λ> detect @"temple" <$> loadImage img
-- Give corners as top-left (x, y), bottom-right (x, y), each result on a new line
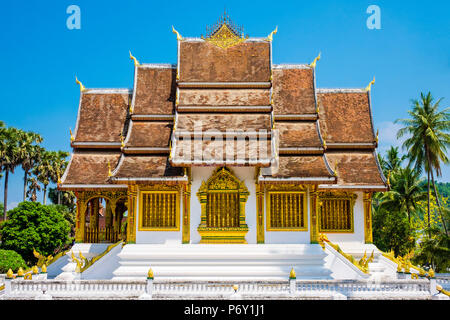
top-left (58, 14), bottom-right (391, 281)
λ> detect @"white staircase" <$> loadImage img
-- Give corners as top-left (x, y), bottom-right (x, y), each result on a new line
top-left (112, 244), bottom-right (332, 280)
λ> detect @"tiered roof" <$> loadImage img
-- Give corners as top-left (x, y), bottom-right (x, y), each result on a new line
top-left (60, 16), bottom-right (387, 192)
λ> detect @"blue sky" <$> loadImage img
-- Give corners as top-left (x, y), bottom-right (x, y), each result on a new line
top-left (0, 0), bottom-right (449, 209)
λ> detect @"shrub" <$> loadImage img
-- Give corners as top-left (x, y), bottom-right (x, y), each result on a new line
top-left (0, 201), bottom-right (71, 264)
top-left (0, 249), bottom-right (27, 273)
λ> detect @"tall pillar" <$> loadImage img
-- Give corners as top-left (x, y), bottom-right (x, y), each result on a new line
top-left (75, 192), bottom-right (87, 243)
top-left (182, 182), bottom-right (191, 244)
top-left (127, 185), bottom-right (137, 243)
top-left (363, 191), bottom-right (373, 244)
top-left (310, 186), bottom-right (319, 244)
top-left (256, 183), bottom-right (265, 244)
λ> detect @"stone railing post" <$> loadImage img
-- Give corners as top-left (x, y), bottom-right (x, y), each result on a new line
top-left (139, 268), bottom-right (154, 300)
top-left (289, 268), bottom-right (296, 295)
top-left (4, 277), bottom-right (12, 296)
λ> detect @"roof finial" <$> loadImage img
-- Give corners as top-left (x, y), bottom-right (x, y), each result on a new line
top-left (120, 133), bottom-right (125, 147)
top-left (75, 76), bottom-right (86, 92)
top-left (375, 128), bottom-right (379, 144)
top-left (172, 26), bottom-right (183, 41)
top-left (70, 128), bottom-right (74, 142)
top-left (289, 267), bottom-right (296, 279)
top-left (267, 26), bottom-right (278, 42)
top-left (365, 76), bottom-right (375, 92)
top-left (129, 51), bottom-right (140, 66)
top-left (309, 52), bottom-right (321, 68)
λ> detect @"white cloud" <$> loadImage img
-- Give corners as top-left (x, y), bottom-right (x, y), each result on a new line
top-left (7, 202), bottom-right (19, 210)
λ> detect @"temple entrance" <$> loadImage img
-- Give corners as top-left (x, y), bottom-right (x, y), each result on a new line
top-left (197, 167), bottom-right (249, 243)
top-left (84, 197), bottom-right (128, 243)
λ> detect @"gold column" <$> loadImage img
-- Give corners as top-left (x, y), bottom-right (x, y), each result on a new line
top-left (310, 186), bottom-right (319, 244)
top-left (75, 192), bottom-right (87, 243)
top-left (182, 182), bottom-right (191, 244)
top-left (363, 192), bottom-right (373, 243)
top-left (256, 184), bottom-right (265, 244)
top-left (127, 185), bottom-right (137, 243)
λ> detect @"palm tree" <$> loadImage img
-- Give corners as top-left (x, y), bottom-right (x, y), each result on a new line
top-left (0, 126), bottom-right (22, 220)
top-left (396, 92), bottom-right (449, 235)
top-left (26, 177), bottom-right (41, 202)
top-left (384, 146), bottom-right (406, 173)
top-left (380, 167), bottom-right (427, 225)
top-left (34, 150), bottom-right (53, 205)
top-left (17, 131), bottom-right (43, 201)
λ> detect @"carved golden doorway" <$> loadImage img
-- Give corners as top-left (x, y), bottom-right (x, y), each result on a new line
top-left (197, 167), bottom-right (249, 243)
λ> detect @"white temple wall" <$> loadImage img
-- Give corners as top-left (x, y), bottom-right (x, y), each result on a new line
top-left (324, 191), bottom-right (365, 243)
top-left (190, 166), bottom-right (258, 244)
top-left (135, 186), bottom-right (184, 244)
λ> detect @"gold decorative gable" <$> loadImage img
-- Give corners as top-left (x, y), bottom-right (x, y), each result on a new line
top-left (201, 11), bottom-right (249, 49)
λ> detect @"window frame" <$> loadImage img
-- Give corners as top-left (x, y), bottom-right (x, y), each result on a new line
top-left (138, 190), bottom-right (180, 231)
top-left (266, 190), bottom-right (308, 231)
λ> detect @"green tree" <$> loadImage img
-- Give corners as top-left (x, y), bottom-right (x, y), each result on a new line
top-left (396, 92), bottom-right (449, 235)
top-left (17, 132), bottom-right (43, 202)
top-left (0, 249), bottom-right (27, 273)
top-left (372, 206), bottom-right (416, 257)
top-left (0, 126), bottom-right (22, 220)
top-left (0, 201), bottom-right (71, 264)
top-left (49, 187), bottom-right (75, 212)
top-left (380, 167), bottom-right (427, 224)
top-left (412, 227), bottom-right (450, 272)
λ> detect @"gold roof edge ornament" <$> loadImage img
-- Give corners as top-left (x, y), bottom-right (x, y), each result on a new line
top-left (129, 51), bottom-right (140, 66)
top-left (70, 128), bottom-right (74, 142)
top-left (107, 161), bottom-right (112, 177)
top-left (201, 11), bottom-right (248, 49)
top-left (375, 128), bottom-right (379, 144)
top-left (309, 52), bottom-right (321, 68)
top-left (120, 133), bottom-right (125, 147)
top-left (266, 26), bottom-right (278, 42)
top-left (75, 76), bottom-right (86, 92)
top-left (172, 26), bottom-right (183, 41)
top-left (365, 76), bottom-right (375, 92)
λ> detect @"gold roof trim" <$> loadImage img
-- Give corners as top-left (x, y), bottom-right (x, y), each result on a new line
top-left (201, 11), bottom-right (248, 49)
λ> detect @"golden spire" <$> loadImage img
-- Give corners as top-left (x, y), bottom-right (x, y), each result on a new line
top-left (41, 264), bottom-right (47, 273)
top-left (266, 26), bottom-right (278, 42)
top-left (129, 51), bottom-right (140, 66)
top-left (32, 266), bottom-right (39, 274)
top-left (232, 284), bottom-right (238, 292)
top-left (172, 26), bottom-right (183, 41)
top-left (309, 52), bottom-right (321, 68)
top-left (107, 161), bottom-right (112, 177)
top-left (120, 133), bottom-right (125, 147)
top-left (147, 268), bottom-right (154, 279)
top-left (6, 268), bottom-right (14, 279)
top-left (289, 267), bottom-right (296, 279)
top-left (387, 170), bottom-right (391, 187)
top-left (365, 76), bottom-right (375, 92)
top-left (316, 100), bottom-right (320, 114)
top-left (375, 128), bottom-right (379, 144)
top-left (57, 173), bottom-right (61, 185)
top-left (17, 267), bottom-right (24, 277)
top-left (70, 128), bottom-right (74, 142)
top-left (75, 76), bottom-right (86, 92)
top-left (428, 268), bottom-right (435, 278)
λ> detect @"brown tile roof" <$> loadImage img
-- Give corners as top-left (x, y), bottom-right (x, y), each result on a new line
top-left (171, 138), bottom-right (273, 166)
top-left (325, 151), bottom-right (387, 187)
top-left (276, 122), bottom-right (322, 148)
top-left (133, 66), bottom-right (176, 115)
top-left (73, 92), bottom-right (129, 143)
top-left (112, 155), bottom-right (184, 180)
top-left (178, 88), bottom-right (270, 106)
top-left (318, 91), bottom-right (376, 145)
top-left (60, 151), bottom-right (121, 186)
top-left (272, 66), bottom-right (317, 115)
top-left (176, 113), bottom-right (271, 132)
top-left (179, 40), bottom-right (271, 82)
top-left (125, 121), bottom-right (173, 148)
top-left (261, 155), bottom-right (335, 182)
